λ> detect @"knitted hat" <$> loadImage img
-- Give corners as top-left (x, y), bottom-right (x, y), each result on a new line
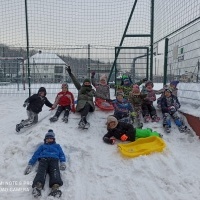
top-left (107, 116), bottom-right (118, 127)
top-left (45, 129), bottom-right (55, 139)
top-left (83, 78), bottom-right (91, 83)
top-left (145, 80), bottom-right (154, 87)
top-left (100, 74), bottom-right (107, 81)
top-left (116, 91), bottom-right (124, 97)
top-left (38, 87), bottom-right (46, 96)
top-left (62, 83), bottom-right (68, 88)
top-left (165, 87), bottom-right (173, 93)
top-left (170, 80), bottom-right (179, 87)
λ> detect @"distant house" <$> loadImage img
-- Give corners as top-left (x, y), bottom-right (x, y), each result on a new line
top-left (21, 52), bottom-right (68, 83)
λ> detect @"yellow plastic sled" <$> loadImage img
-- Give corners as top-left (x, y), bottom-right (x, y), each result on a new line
top-left (118, 136), bottom-right (166, 158)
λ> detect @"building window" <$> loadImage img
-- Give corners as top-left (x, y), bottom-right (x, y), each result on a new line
top-left (44, 66), bottom-right (48, 71)
top-left (54, 66), bottom-right (63, 73)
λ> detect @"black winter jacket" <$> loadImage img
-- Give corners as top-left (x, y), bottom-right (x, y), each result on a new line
top-left (103, 122), bottom-right (136, 144)
top-left (25, 94), bottom-right (53, 114)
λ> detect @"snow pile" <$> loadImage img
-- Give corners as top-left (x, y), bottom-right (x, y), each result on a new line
top-left (0, 84), bottom-right (200, 200)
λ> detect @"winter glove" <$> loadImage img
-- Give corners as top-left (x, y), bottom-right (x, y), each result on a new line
top-left (110, 138), bottom-right (116, 145)
top-left (91, 71), bottom-right (95, 78)
top-left (120, 134), bottom-right (128, 141)
top-left (49, 107), bottom-right (55, 111)
top-left (168, 106), bottom-right (176, 114)
top-left (130, 112), bottom-right (137, 117)
top-left (23, 102), bottom-right (28, 107)
top-left (142, 78), bottom-right (148, 82)
top-left (173, 103), bottom-right (180, 110)
top-left (71, 106), bottom-right (76, 113)
top-left (60, 162), bottom-right (66, 171)
top-left (65, 65), bottom-right (72, 75)
top-left (24, 164), bottom-right (32, 175)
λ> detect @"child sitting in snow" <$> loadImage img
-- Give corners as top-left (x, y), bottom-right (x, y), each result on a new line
top-left (91, 72), bottom-right (110, 100)
top-left (111, 91), bottom-right (135, 123)
top-left (160, 87), bottom-right (187, 133)
top-left (128, 84), bottom-right (147, 128)
top-left (16, 87), bottom-right (54, 132)
top-left (116, 75), bottom-right (147, 99)
top-left (141, 80), bottom-right (160, 122)
top-left (49, 83), bottom-right (75, 123)
top-left (24, 129), bottom-right (66, 198)
top-left (155, 80), bottom-right (179, 109)
top-left (103, 116), bottom-right (161, 144)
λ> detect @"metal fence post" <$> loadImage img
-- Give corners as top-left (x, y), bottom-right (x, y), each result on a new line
top-left (163, 38), bottom-right (169, 86)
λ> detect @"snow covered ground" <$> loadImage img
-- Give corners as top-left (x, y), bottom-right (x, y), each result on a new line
top-left (0, 83), bottom-right (200, 200)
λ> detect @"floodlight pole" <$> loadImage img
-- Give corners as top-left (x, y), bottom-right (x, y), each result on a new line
top-left (25, 0), bottom-right (31, 96)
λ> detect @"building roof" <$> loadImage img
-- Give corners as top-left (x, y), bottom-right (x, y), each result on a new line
top-left (25, 52), bottom-right (66, 65)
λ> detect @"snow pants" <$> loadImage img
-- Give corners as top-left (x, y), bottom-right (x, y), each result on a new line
top-left (142, 103), bottom-right (156, 117)
top-left (21, 110), bottom-right (38, 127)
top-left (32, 158), bottom-right (63, 189)
top-left (135, 128), bottom-right (160, 140)
top-left (79, 102), bottom-right (93, 118)
top-left (55, 105), bottom-right (70, 118)
top-left (163, 112), bottom-right (182, 127)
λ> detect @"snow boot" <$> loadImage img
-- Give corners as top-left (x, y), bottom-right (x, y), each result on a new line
top-left (32, 182), bottom-right (42, 198)
top-left (49, 184), bottom-right (62, 198)
top-left (78, 116), bottom-right (90, 129)
top-left (16, 123), bottom-right (24, 132)
top-left (144, 115), bottom-right (151, 123)
top-left (49, 116), bottom-right (58, 122)
top-left (151, 115), bottom-right (160, 122)
top-left (62, 116), bottom-right (68, 123)
top-left (164, 125), bottom-right (171, 133)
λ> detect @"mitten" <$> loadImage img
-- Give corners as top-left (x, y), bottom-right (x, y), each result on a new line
top-left (24, 164), bottom-right (32, 175)
top-left (110, 138), bottom-right (116, 145)
top-left (23, 102), bottom-right (28, 107)
top-left (120, 134), bottom-right (128, 141)
top-left (142, 78), bottom-right (148, 82)
top-left (168, 106), bottom-right (176, 114)
top-left (91, 71), bottom-right (95, 78)
top-left (174, 103), bottom-right (180, 110)
top-left (130, 112), bottom-right (137, 117)
top-left (71, 106), bottom-right (76, 113)
top-left (65, 66), bottom-right (72, 75)
top-left (60, 162), bottom-right (66, 171)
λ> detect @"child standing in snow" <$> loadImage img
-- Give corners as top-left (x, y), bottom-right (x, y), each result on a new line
top-left (112, 91), bottom-right (135, 123)
top-left (141, 80), bottom-right (159, 122)
top-left (160, 87), bottom-right (187, 133)
top-left (103, 116), bottom-right (161, 144)
top-left (49, 83), bottom-right (75, 123)
top-left (24, 129), bottom-right (66, 198)
top-left (155, 80), bottom-right (179, 109)
top-left (16, 87), bottom-right (54, 132)
top-left (128, 84), bottom-right (147, 128)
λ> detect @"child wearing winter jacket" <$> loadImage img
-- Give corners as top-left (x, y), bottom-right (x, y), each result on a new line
top-left (141, 80), bottom-right (159, 122)
top-left (103, 116), bottom-right (161, 144)
top-left (155, 80), bottom-right (179, 109)
top-left (116, 75), bottom-right (147, 99)
top-left (128, 84), bottom-right (147, 128)
top-left (24, 129), bottom-right (66, 198)
top-left (16, 87), bottom-right (53, 132)
top-left (91, 72), bottom-right (110, 100)
top-left (161, 87), bottom-right (186, 133)
top-left (49, 83), bottom-right (75, 123)
top-left (111, 91), bottom-right (134, 123)
top-left (66, 66), bottom-right (109, 129)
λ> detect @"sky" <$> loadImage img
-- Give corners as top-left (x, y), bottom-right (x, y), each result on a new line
top-left (0, 83), bottom-right (200, 200)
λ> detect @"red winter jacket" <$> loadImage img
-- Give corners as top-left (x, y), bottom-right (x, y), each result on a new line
top-left (53, 91), bottom-right (75, 112)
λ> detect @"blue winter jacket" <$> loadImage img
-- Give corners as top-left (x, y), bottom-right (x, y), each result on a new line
top-left (28, 143), bottom-right (66, 165)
